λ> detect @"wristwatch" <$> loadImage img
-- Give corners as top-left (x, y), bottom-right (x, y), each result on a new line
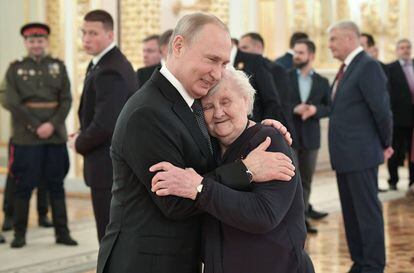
top-left (246, 170), bottom-right (253, 183)
top-left (196, 183), bottom-right (204, 193)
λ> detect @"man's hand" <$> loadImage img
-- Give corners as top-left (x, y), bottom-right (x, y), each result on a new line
top-left (68, 132), bottom-right (79, 152)
top-left (293, 103), bottom-right (308, 115)
top-left (301, 105), bottom-right (317, 121)
top-left (150, 162), bottom-right (203, 200)
top-left (383, 146), bottom-right (394, 161)
top-left (261, 119), bottom-right (292, 146)
top-left (36, 122), bottom-right (54, 139)
top-left (242, 137), bottom-right (295, 182)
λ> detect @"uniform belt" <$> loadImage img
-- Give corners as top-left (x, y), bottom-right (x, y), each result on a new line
top-left (24, 101), bottom-right (59, 108)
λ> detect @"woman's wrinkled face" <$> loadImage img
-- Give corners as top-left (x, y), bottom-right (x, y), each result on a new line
top-left (201, 82), bottom-right (249, 146)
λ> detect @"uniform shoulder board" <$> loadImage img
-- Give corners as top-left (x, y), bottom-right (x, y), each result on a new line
top-left (10, 57), bottom-right (24, 66)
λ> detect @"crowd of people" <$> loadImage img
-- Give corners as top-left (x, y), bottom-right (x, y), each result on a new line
top-left (0, 8), bottom-right (413, 273)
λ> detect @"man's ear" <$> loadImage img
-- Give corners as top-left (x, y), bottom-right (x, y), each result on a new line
top-left (172, 35), bottom-right (185, 56)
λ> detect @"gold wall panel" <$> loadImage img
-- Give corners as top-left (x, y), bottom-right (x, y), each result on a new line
top-left (258, 0), bottom-right (277, 58)
top-left (46, 0), bottom-right (65, 59)
top-left (119, 0), bottom-right (161, 69)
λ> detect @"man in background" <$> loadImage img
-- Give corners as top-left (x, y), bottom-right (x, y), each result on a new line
top-left (289, 39), bottom-right (331, 233)
top-left (69, 10), bottom-right (138, 242)
top-left (386, 39), bottom-right (414, 191)
top-left (275, 31), bottom-right (308, 70)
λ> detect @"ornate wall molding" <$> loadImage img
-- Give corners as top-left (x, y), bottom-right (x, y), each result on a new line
top-left (119, 0), bottom-right (161, 69)
top-left (46, 0), bottom-right (65, 59)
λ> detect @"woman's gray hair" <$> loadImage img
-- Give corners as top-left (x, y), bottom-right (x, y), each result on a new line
top-left (168, 12), bottom-right (229, 55)
top-left (207, 66), bottom-right (256, 115)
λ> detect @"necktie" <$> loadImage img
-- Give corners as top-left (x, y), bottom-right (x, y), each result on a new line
top-left (191, 100), bottom-right (213, 155)
top-left (402, 61), bottom-right (414, 103)
top-left (332, 63), bottom-right (345, 99)
top-left (86, 61), bottom-right (94, 76)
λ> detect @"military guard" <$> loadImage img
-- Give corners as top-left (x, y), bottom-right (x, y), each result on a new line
top-left (2, 22), bottom-right (77, 248)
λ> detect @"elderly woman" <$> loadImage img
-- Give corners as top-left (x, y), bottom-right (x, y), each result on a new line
top-left (151, 66), bottom-right (314, 273)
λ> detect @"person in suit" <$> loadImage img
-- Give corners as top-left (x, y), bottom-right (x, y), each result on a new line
top-left (290, 39), bottom-right (331, 234)
top-left (386, 38), bottom-right (414, 190)
top-left (275, 32), bottom-right (308, 70)
top-left (238, 32), bottom-right (297, 147)
top-left (360, 33), bottom-right (388, 74)
top-left (3, 23), bottom-right (77, 248)
top-left (96, 13), bottom-right (295, 273)
top-left (231, 41), bottom-right (281, 122)
top-left (151, 66), bottom-right (314, 273)
top-left (136, 30), bottom-right (173, 88)
top-left (68, 10), bottom-right (138, 242)
top-left (328, 21), bottom-right (393, 273)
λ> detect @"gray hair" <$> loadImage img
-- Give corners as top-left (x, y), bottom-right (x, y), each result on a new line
top-left (168, 12), bottom-right (229, 55)
top-left (328, 20), bottom-right (360, 37)
top-left (207, 66), bottom-right (256, 115)
top-left (396, 38), bottom-right (411, 47)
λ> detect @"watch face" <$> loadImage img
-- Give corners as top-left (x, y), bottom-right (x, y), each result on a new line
top-left (246, 170), bottom-right (253, 182)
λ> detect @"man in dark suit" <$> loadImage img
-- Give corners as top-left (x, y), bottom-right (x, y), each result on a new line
top-left (238, 32), bottom-right (297, 145)
top-left (231, 40), bottom-right (281, 122)
top-left (290, 39), bottom-right (331, 233)
top-left (360, 33), bottom-right (388, 74)
top-left (136, 30), bottom-right (173, 88)
top-left (386, 38), bottom-right (414, 190)
top-left (275, 32), bottom-right (308, 70)
top-left (328, 21), bottom-right (393, 273)
top-left (68, 10), bottom-right (138, 242)
top-left (96, 13), bottom-right (295, 273)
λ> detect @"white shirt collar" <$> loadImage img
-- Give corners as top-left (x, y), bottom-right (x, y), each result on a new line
top-left (160, 65), bottom-right (194, 109)
top-left (230, 45), bottom-right (237, 66)
top-left (92, 42), bottom-right (116, 66)
top-left (343, 46), bottom-right (364, 69)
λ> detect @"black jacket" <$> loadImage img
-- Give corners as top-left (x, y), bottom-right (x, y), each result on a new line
top-left (234, 50), bottom-right (281, 122)
top-left (386, 60), bottom-right (414, 128)
top-left (289, 69), bottom-right (331, 150)
top-left (136, 63), bottom-right (160, 88)
top-left (76, 46), bottom-right (138, 189)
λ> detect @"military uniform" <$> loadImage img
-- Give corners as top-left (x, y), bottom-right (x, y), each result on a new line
top-left (2, 22), bottom-right (77, 248)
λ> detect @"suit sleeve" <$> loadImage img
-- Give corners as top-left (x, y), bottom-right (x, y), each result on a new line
top-left (195, 130), bottom-right (298, 234)
top-left (76, 69), bottom-right (130, 155)
top-left (49, 63), bottom-right (72, 127)
top-left (314, 77), bottom-right (332, 119)
top-left (253, 57), bottom-right (281, 120)
top-left (359, 60), bottom-right (393, 148)
top-left (3, 65), bottom-right (41, 134)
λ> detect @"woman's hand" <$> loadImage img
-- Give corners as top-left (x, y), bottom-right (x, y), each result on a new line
top-left (150, 162), bottom-right (203, 200)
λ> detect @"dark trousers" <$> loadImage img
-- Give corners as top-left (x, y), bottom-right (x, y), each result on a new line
top-left (295, 149), bottom-right (318, 211)
top-left (11, 144), bottom-right (69, 200)
top-left (3, 141), bottom-right (50, 217)
top-left (388, 126), bottom-right (414, 186)
top-left (337, 167), bottom-right (385, 273)
top-left (91, 187), bottom-right (112, 242)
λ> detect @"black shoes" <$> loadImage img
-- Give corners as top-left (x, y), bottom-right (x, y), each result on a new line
top-left (2, 215), bottom-right (13, 231)
top-left (56, 234), bottom-right (78, 246)
top-left (39, 215), bottom-right (53, 228)
top-left (0, 233), bottom-right (5, 243)
top-left (305, 220), bottom-right (318, 234)
top-left (307, 205), bottom-right (329, 220)
top-left (10, 236), bottom-right (26, 248)
top-left (389, 184), bottom-right (397, 191)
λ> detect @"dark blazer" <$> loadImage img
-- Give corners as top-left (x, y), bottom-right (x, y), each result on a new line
top-left (136, 63), bottom-right (160, 88)
top-left (289, 69), bottom-right (331, 150)
top-left (234, 50), bottom-right (281, 122)
top-left (386, 60), bottom-right (413, 128)
top-left (329, 51), bottom-right (392, 173)
top-left (264, 59), bottom-right (298, 147)
top-left (275, 52), bottom-right (294, 70)
top-left (96, 69), bottom-right (250, 273)
top-left (197, 124), bottom-right (314, 273)
top-left (76, 47), bottom-right (138, 189)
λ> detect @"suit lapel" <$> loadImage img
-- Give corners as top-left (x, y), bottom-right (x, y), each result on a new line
top-left (151, 71), bottom-right (214, 164)
top-left (307, 74), bottom-right (318, 103)
top-left (290, 72), bottom-right (301, 103)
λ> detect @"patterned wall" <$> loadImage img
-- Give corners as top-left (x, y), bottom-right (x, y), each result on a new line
top-left (46, 0), bottom-right (64, 59)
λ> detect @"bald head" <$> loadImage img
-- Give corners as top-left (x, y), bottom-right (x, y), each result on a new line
top-left (328, 21), bottom-right (361, 61)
